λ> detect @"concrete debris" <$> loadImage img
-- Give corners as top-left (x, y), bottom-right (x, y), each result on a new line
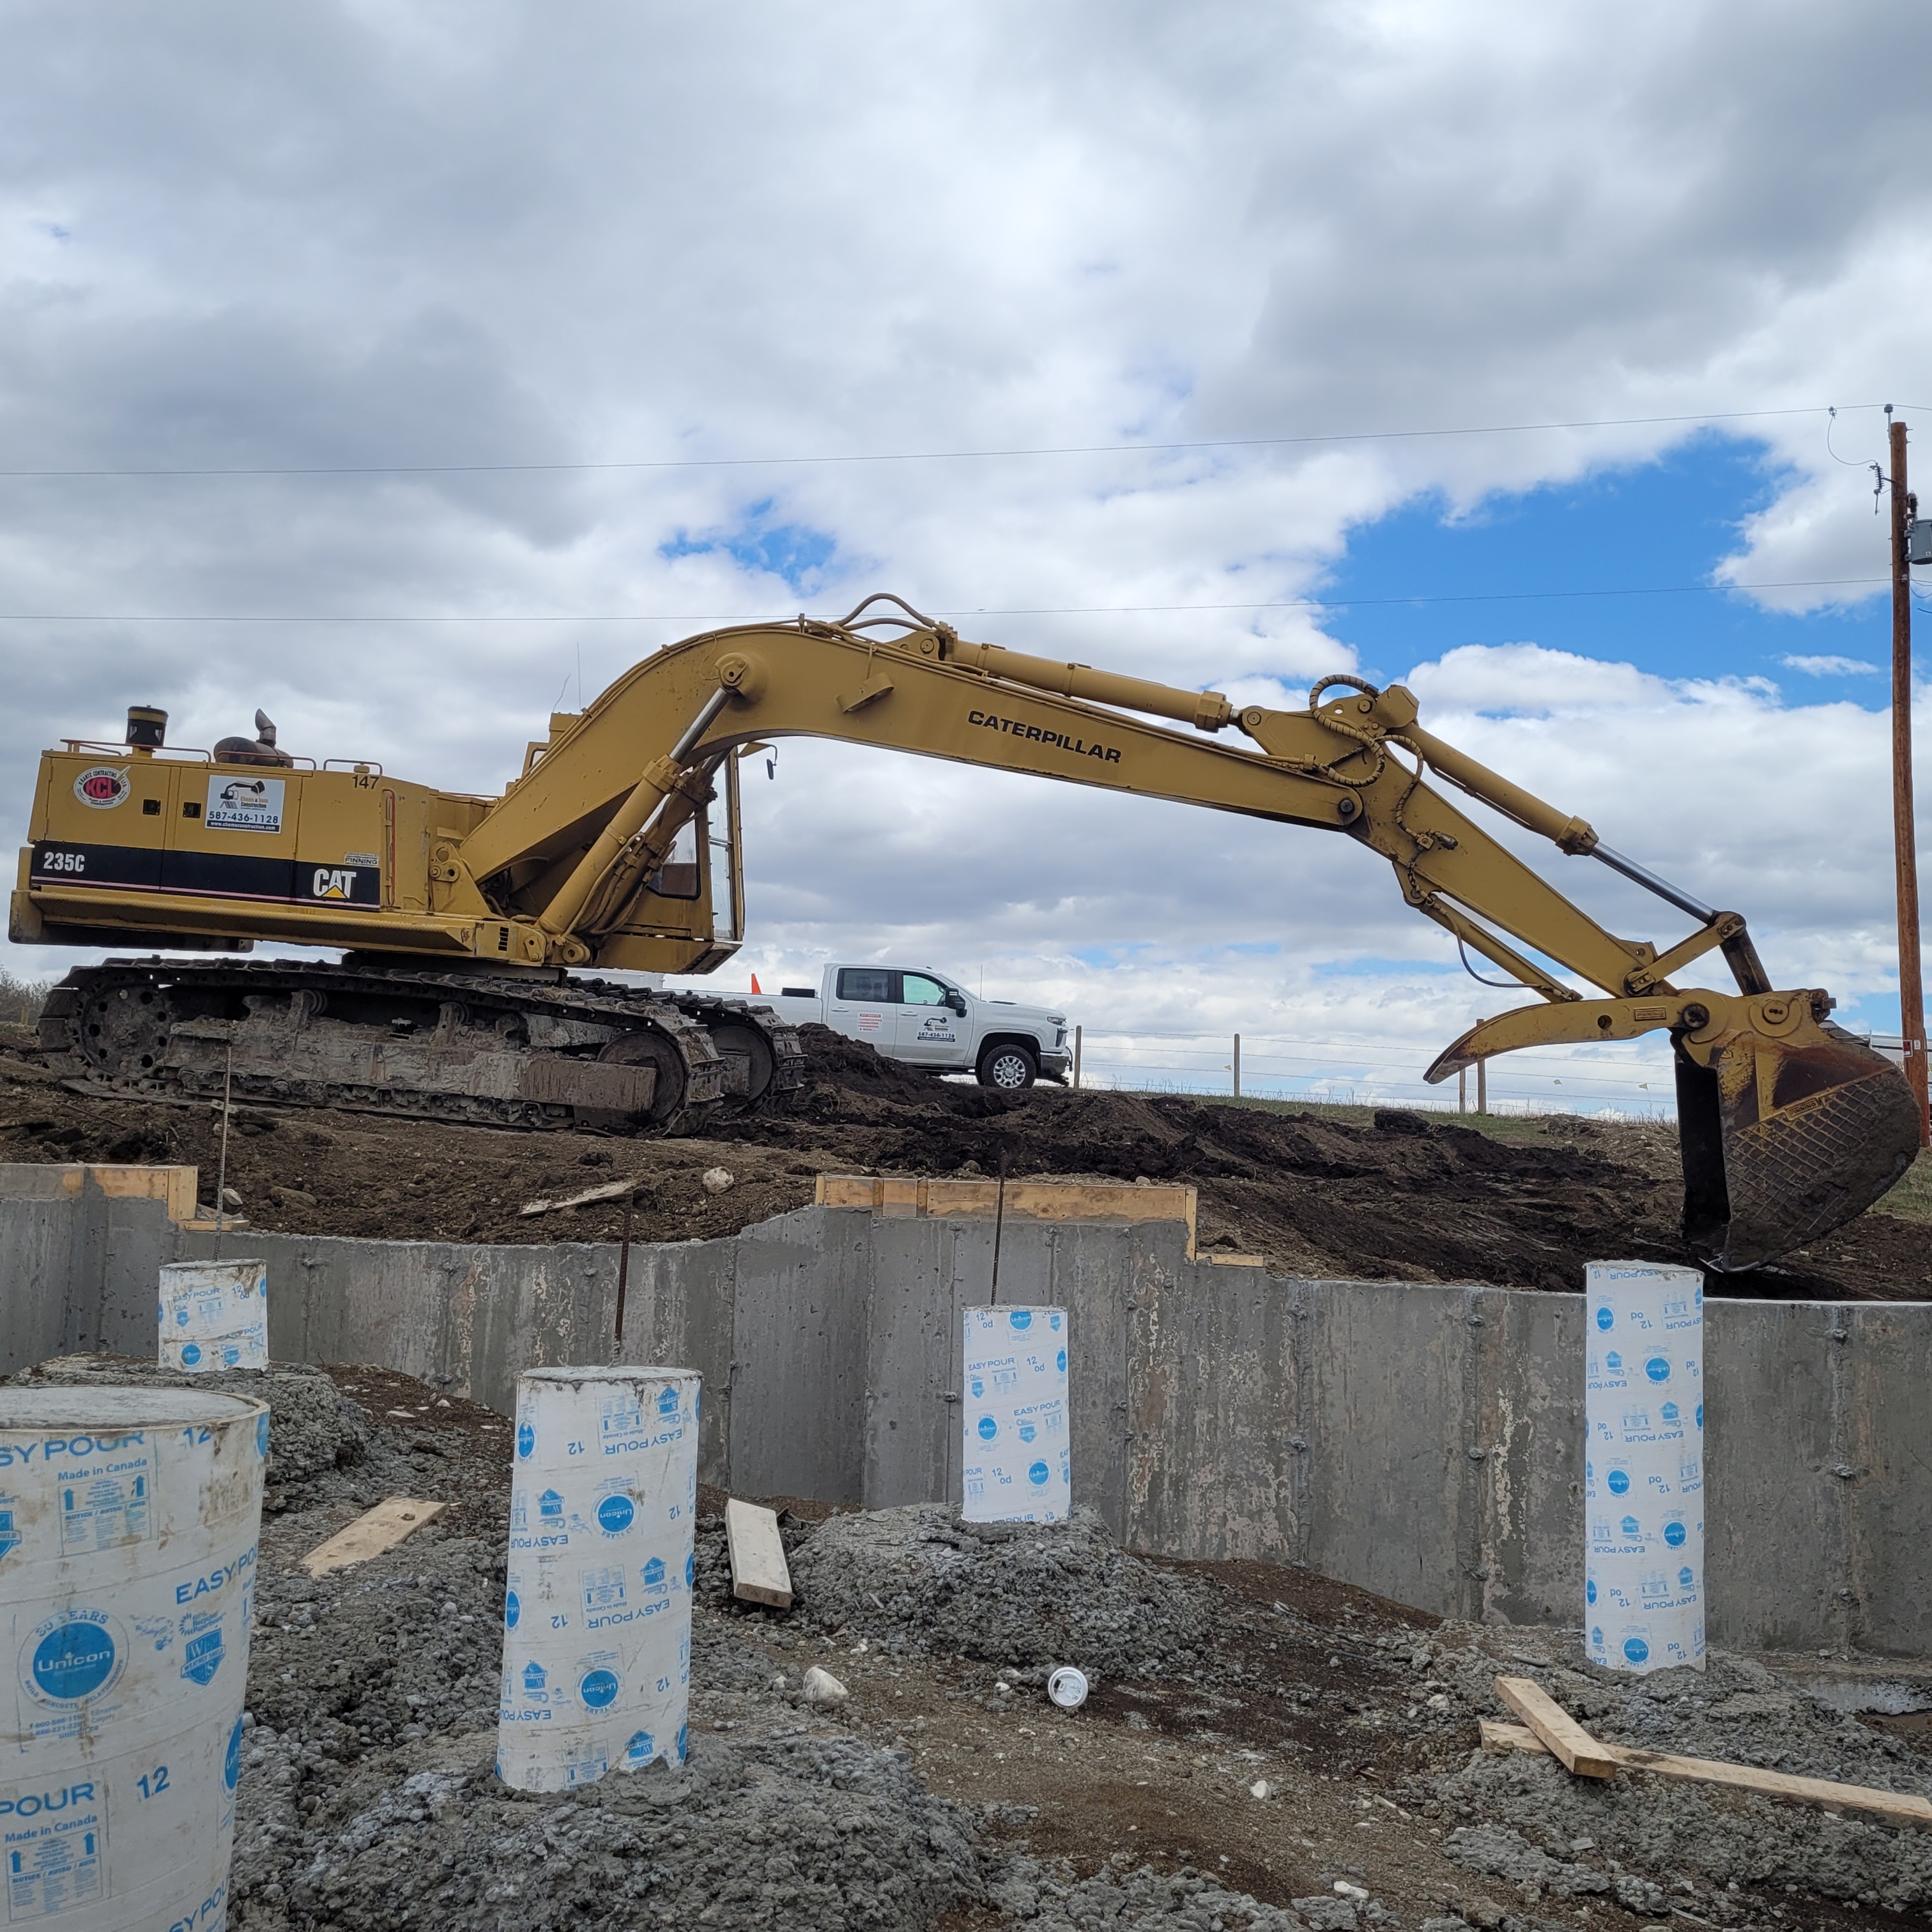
top-left (801, 1666), bottom-right (848, 1706)
top-left (702, 1165), bottom-right (734, 1193)
top-left (1004, 1861), bottom-right (1311, 1932)
top-left (1294, 1892), bottom-right (1360, 1930)
top-left (786, 1502), bottom-right (1211, 1676)
top-left (1445, 1823), bottom-right (1610, 1895)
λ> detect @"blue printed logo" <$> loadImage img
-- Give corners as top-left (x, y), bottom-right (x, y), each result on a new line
top-left (596, 1494), bottom-right (636, 1535)
top-left (1605, 1350), bottom-right (1623, 1373)
top-left (1591, 1625), bottom-right (1604, 1650)
top-left (657, 1387), bottom-right (680, 1416)
top-left (1663, 1521), bottom-right (1687, 1548)
top-left (1009, 1310), bottom-right (1032, 1331)
top-left (1057, 1349), bottom-right (1067, 1373)
top-left (523, 1662), bottom-right (547, 1694)
top-left (176, 1308), bottom-right (190, 1328)
top-left (180, 1626), bottom-right (226, 1687)
top-left (1585, 1577), bottom-right (1597, 1606)
top-left (1695, 1403), bottom-right (1705, 1430)
top-left (970, 1378), bottom-right (985, 1399)
top-left (1623, 1636), bottom-right (1650, 1665)
top-left (1049, 1312), bottom-right (1062, 1331)
top-left (1028, 1461), bottom-right (1049, 1485)
top-left (579, 1668), bottom-right (619, 1709)
top-left (505, 1590), bottom-right (520, 1630)
top-left (221, 1346), bottom-right (241, 1368)
top-left (977, 1416), bottom-right (997, 1441)
top-left (642, 1557), bottom-right (666, 1590)
top-left (0, 1508), bottom-right (17, 1567)
top-left (686, 1553), bottom-right (695, 1590)
top-left (1607, 1469), bottom-right (1630, 1496)
top-left (1660, 1402), bottom-right (1680, 1424)
top-left (1619, 1515), bottom-right (1641, 1538)
top-left (538, 1489), bottom-right (564, 1519)
top-left (1678, 1566), bottom-right (1695, 1591)
top-left (256, 1413), bottom-right (271, 1458)
top-left (625, 1729), bottom-right (655, 1763)
top-left (225, 1713), bottom-right (243, 1792)
top-left (31, 1621), bottom-right (116, 1701)
top-left (1595, 1306), bottom-right (1614, 1331)
top-left (676, 1723), bottom-right (688, 1763)
top-left (181, 1342), bottom-right (203, 1368)
top-left (516, 1422), bottom-right (535, 1459)
top-left (1644, 1356), bottom-right (1671, 1384)
top-left (1018, 1422), bottom-right (1037, 1443)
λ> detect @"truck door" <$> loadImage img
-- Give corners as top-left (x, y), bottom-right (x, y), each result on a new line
top-left (828, 966), bottom-right (894, 1048)
top-left (895, 972), bottom-right (967, 1066)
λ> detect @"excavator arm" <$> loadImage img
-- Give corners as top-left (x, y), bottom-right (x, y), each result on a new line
top-left (454, 594), bottom-right (1919, 1268)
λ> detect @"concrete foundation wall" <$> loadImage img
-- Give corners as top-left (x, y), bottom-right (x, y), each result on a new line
top-left (4, 1184), bottom-right (1928, 1656)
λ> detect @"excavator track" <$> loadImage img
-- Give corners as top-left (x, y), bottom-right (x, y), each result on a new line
top-left (38, 958), bottom-right (803, 1137)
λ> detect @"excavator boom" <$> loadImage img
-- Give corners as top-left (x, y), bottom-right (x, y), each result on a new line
top-left (13, 592), bottom-right (1920, 1266)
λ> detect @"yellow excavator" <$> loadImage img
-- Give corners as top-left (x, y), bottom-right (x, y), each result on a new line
top-left (13, 592), bottom-right (1921, 1268)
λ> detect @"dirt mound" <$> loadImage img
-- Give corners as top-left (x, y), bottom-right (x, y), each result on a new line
top-left (3, 1017), bottom-right (1928, 1298)
top-left (786, 1503), bottom-right (1213, 1678)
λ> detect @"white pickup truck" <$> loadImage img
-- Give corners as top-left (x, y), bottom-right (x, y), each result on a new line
top-left (756, 965), bottom-right (1071, 1089)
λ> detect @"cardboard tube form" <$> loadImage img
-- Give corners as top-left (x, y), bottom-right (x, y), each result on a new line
top-left (158, 1260), bottom-right (269, 1372)
top-left (496, 1367), bottom-right (700, 1793)
top-left (1584, 1261), bottom-right (1705, 1674)
top-left (0, 1384), bottom-right (268, 1930)
top-left (962, 1307), bottom-right (1071, 1523)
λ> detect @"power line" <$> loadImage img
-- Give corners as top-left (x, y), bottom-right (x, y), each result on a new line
top-left (0, 402), bottom-right (1887, 482)
top-left (0, 574), bottom-right (1887, 625)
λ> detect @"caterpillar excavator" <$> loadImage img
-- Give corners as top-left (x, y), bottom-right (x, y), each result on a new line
top-left (13, 593), bottom-right (1922, 1268)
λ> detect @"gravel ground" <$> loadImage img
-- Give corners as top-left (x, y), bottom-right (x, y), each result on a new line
top-left (8, 1353), bottom-right (1926, 1931)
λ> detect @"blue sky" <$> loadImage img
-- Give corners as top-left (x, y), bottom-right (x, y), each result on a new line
top-left (1320, 434), bottom-right (1893, 703)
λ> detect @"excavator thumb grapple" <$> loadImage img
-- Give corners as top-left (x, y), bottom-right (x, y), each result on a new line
top-left (1674, 1005), bottom-right (1921, 1271)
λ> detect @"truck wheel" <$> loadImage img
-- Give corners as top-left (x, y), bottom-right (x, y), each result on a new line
top-left (978, 1042), bottom-right (1037, 1091)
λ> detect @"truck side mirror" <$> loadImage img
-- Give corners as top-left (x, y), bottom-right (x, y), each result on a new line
top-left (945, 990), bottom-right (968, 1015)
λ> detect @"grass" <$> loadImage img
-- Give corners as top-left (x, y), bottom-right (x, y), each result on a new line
top-left (0, 970), bottom-right (49, 1026)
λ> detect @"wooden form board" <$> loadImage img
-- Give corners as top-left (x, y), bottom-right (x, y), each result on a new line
top-left (724, 1498), bottom-right (793, 1608)
top-left (301, 1498), bottom-right (447, 1577)
top-left (1483, 1713), bottom-right (1932, 1829)
top-left (815, 1173), bottom-right (1202, 1256)
top-left (520, 1175), bottom-right (640, 1217)
top-left (0, 1161), bottom-right (200, 1225)
top-left (1493, 1675), bottom-right (1619, 1779)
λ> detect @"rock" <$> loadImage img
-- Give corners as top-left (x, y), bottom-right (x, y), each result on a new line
top-left (271, 1186), bottom-right (318, 1208)
top-left (1249, 1778), bottom-right (1276, 1799)
top-left (1335, 1882), bottom-right (1370, 1903)
top-left (1124, 1710), bottom-right (1151, 1731)
top-left (802, 1666), bottom-right (848, 1706)
top-left (221, 1186), bottom-right (244, 1208)
top-left (701, 1167), bottom-right (734, 1194)
top-left (1294, 1896), bottom-right (1359, 1931)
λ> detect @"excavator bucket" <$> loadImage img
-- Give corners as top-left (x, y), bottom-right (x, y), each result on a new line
top-left (1676, 1019), bottom-right (1922, 1270)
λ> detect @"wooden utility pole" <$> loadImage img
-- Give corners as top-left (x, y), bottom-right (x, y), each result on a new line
top-left (1890, 417), bottom-right (1929, 1146)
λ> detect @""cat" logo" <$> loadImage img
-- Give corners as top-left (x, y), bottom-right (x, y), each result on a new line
top-left (310, 868), bottom-right (360, 900)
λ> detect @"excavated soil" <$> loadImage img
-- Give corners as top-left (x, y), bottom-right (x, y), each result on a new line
top-left (2, 1020), bottom-right (1928, 1300)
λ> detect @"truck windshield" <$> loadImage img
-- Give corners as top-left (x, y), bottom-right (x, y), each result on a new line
top-left (901, 974), bottom-right (949, 1006)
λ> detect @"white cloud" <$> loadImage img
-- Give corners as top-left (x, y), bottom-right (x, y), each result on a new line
top-left (1779, 652), bottom-right (1882, 675)
top-left (2, 1), bottom-right (1928, 1100)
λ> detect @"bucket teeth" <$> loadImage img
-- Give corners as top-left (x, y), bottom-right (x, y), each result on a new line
top-left (1679, 1024), bottom-right (1921, 1270)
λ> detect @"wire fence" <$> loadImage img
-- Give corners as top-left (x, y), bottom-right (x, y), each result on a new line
top-left (1066, 1025), bottom-right (1678, 1119)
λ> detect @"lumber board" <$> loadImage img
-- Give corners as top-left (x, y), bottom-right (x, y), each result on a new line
top-left (519, 1176), bottom-right (640, 1216)
top-left (1483, 1713), bottom-right (1932, 1828)
top-left (815, 1173), bottom-right (1201, 1254)
top-left (725, 1496), bottom-right (794, 1609)
top-left (1493, 1675), bottom-right (1618, 1779)
top-left (301, 1497), bottom-right (447, 1577)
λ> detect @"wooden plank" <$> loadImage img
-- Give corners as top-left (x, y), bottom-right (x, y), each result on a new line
top-left (1494, 1675), bottom-right (1619, 1779)
top-left (300, 1497), bottom-right (447, 1577)
top-left (519, 1176), bottom-right (640, 1217)
top-left (1483, 1706), bottom-right (1932, 1828)
top-left (814, 1174), bottom-right (1201, 1252)
top-left (724, 1497), bottom-right (793, 1609)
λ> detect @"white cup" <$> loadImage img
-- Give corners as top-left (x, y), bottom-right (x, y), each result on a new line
top-left (1047, 1666), bottom-right (1089, 1710)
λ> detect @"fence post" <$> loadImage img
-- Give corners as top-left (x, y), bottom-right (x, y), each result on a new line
top-left (1458, 1066), bottom-right (1467, 1115)
top-left (1073, 1025), bottom-right (1082, 1090)
top-left (1232, 1033), bottom-right (1241, 1099)
top-left (1476, 1057), bottom-right (1487, 1115)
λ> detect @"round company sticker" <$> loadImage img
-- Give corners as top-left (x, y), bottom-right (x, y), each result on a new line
top-left (685, 1553), bottom-right (695, 1590)
top-left (225, 1714), bottom-right (245, 1793)
top-left (1595, 1306), bottom-right (1614, 1331)
top-left (516, 1421), bottom-right (535, 1459)
top-left (977, 1416), bottom-right (997, 1441)
top-left (1623, 1636), bottom-right (1650, 1665)
top-left (27, 1615), bottom-right (119, 1703)
top-left (256, 1412), bottom-right (271, 1458)
top-left (1695, 1403), bottom-right (1705, 1429)
top-left (1606, 1469), bottom-right (1630, 1495)
top-left (505, 1591), bottom-right (520, 1630)
top-left (181, 1342), bottom-right (203, 1368)
top-left (1056, 1349), bottom-right (1066, 1373)
top-left (579, 1669), bottom-right (620, 1709)
top-left (1009, 1310), bottom-right (1032, 1331)
top-left (73, 765), bottom-right (131, 809)
top-left (1028, 1461), bottom-right (1050, 1485)
top-left (1585, 1577), bottom-right (1597, 1606)
top-left (1644, 1356), bottom-right (1671, 1384)
top-left (1663, 1521), bottom-right (1687, 1547)
top-left (595, 1494), bottom-right (636, 1535)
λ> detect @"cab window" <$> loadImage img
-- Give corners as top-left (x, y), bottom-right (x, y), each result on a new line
top-left (901, 974), bottom-right (949, 1006)
top-left (836, 967), bottom-right (895, 1002)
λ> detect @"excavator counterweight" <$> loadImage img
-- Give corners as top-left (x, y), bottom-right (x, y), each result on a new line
top-left (12, 593), bottom-right (1920, 1267)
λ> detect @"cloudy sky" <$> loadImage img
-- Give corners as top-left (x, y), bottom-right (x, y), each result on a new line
top-left (4, 1), bottom-right (1929, 1111)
